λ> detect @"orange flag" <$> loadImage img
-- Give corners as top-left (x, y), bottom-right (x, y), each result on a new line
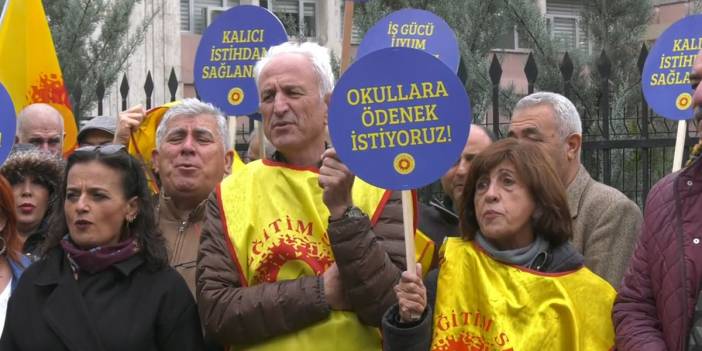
top-left (0, 0), bottom-right (78, 156)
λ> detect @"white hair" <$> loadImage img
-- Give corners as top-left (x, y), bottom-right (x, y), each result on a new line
top-left (514, 91), bottom-right (582, 139)
top-left (253, 41), bottom-right (335, 98)
top-left (156, 98), bottom-right (229, 150)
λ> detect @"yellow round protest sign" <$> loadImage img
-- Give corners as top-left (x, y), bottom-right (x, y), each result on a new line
top-left (228, 87), bottom-right (245, 106)
top-left (393, 153), bottom-right (416, 175)
top-left (675, 92), bottom-right (692, 110)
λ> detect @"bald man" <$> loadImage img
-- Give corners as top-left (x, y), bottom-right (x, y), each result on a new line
top-left (15, 103), bottom-right (64, 157)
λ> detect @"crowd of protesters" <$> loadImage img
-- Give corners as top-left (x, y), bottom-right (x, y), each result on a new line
top-left (0, 41), bottom-right (698, 351)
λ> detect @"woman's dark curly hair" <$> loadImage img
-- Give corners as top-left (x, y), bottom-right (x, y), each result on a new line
top-left (0, 146), bottom-right (63, 216)
top-left (42, 145), bottom-right (168, 270)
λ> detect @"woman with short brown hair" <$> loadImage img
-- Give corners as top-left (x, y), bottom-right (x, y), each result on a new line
top-left (460, 137), bottom-right (572, 246)
top-left (382, 138), bottom-right (616, 351)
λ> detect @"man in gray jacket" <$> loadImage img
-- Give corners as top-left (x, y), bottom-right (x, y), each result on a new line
top-left (508, 92), bottom-right (642, 289)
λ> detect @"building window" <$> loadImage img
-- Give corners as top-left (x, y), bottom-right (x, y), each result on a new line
top-left (263, 0), bottom-right (318, 38)
top-left (495, 26), bottom-right (533, 50)
top-left (180, 0), bottom-right (317, 37)
top-left (180, 0), bottom-right (241, 34)
top-left (302, 2), bottom-right (316, 38)
top-left (546, 0), bottom-right (590, 52)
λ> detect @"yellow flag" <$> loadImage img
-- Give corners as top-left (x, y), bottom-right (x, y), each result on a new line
top-left (0, 0), bottom-right (78, 156)
top-left (232, 146), bottom-right (245, 171)
top-left (128, 102), bottom-right (181, 194)
top-left (128, 102), bottom-right (183, 173)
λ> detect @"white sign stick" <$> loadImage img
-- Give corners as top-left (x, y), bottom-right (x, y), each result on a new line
top-left (672, 119), bottom-right (688, 172)
top-left (401, 190), bottom-right (416, 275)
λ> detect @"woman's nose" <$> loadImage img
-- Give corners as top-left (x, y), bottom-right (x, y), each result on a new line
top-left (484, 183), bottom-right (499, 202)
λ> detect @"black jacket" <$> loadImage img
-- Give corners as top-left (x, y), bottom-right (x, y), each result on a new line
top-left (0, 247), bottom-right (205, 351)
top-left (22, 219), bottom-right (48, 262)
top-left (381, 240), bottom-right (584, 351)
top-left (418, 197), bottom-right (459, 245)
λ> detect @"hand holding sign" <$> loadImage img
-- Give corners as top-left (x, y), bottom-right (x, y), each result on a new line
top-left (319, 148), bottom-right (355, 219)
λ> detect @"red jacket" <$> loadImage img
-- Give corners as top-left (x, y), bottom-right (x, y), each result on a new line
top-left (614, 156), bottom-right (702, 350)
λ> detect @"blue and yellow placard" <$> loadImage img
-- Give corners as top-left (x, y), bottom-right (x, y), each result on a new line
top-left (0, 82), bottom-right (16, 166)
top-left (356, 9), bottom-right (460, 73)
top-left (329, 48), bottom-right (471, 191)
top-left (642, 14), bottom-right (702, 120)
top-left (194, 5), bottom-right (288, 116)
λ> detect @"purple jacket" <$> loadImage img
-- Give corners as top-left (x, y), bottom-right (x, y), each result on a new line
top-left (614, 156), bottom-right (702, 350)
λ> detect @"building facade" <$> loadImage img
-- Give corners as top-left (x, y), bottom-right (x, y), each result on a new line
top-left (92, 0), bottom-right (693, 141)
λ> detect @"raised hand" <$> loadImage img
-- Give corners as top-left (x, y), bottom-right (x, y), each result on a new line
top-left (114, 104), bottom-right (147, 146)
top-left (318, 148), bottom-right (355, 220)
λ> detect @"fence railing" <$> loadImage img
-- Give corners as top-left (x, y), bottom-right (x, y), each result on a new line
top-left (420, 44), bottom-right (699, 207)
top-left (73, 45), bottom-right (700, 208)
top-left (70, 67), bottom-right (255, 154)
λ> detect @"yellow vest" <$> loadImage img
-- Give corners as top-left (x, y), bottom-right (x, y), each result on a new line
top-left (431, 238), bottom-right (615, 351)
top-left (218, 159), bottom-right (390, 351)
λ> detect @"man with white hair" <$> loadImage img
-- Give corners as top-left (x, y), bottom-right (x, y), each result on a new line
top-left (508, 92), bottom-right (642, 289)
top-left (15, 103), bottom-right (64, 157)
top-left (115, 99), bottom-right (234, 297)
top-left (196, 42), bottom-right (405, 350)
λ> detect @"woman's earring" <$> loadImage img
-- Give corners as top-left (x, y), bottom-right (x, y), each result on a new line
top-left (0, 236), bottom-right (6, 256)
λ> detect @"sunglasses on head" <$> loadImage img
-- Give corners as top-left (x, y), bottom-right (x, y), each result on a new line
top-left (75, 144), bottom-right (126, 155)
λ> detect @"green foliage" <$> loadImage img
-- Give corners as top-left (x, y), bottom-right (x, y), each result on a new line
top-left (277, 12), bottom-right (304, 40)
top-left (354, 0), bottom-right (653, 129)
top-left (42, 0), bottom-right (157, 120)
top-left (692, 0), bottom-right (702, 14)
top-left (355, 0), bottom-right (529, 121)
top-left (355, 0), bottom-right (656, 203)
top-left (584, 0), bottom-right (652, 124)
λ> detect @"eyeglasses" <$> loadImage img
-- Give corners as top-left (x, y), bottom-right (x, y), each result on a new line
top-left (74, 144), bottom-right (126, 155)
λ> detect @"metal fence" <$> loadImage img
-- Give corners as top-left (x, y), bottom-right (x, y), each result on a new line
top-left (419, 44), bottom-right (700, 208)
top-left (71, 67), bottom-right (256, 154)
top-left (75, 46), bottom-right (700, 208)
